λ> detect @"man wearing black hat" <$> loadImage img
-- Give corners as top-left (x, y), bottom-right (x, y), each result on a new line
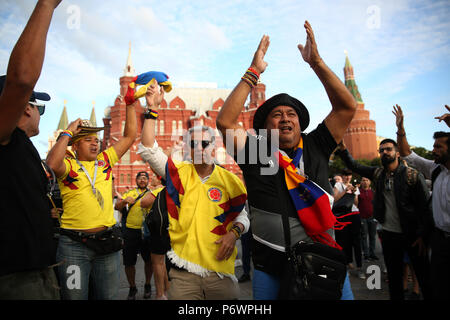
top-left (216, 21), bottom-right (357, 299)
top-left (0, 0), bottom-right (62, 299)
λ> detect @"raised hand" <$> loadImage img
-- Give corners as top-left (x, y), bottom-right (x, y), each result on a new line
top-left (392, 104), bottom-right (404, 129)
top-left (297, 20), bottom-right (322, 67)
top-left (67, 118), bottom-right (83, 136)
top-left (435, 105), bottom-right (450, 128)
top-left (145, 83), bottom-right (164, 108)
top-left (250, 35), bottom-right (270, 75)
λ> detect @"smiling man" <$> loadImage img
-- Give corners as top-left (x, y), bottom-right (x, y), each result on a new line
top-left (136, 83), bottom-right (250, 300)
top-left (46, 96), bottom-right (137, 299)
top-left (216, 21), bottom-right (357, 299)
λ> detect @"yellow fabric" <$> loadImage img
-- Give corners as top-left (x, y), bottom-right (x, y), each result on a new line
top-left (133, 78), bottom-right (156, 100)
top-left (133, 78), bottom-right (172, 100)
top-left (122, 188), bottom-right (149, 229)
top-left (58, 147), bottom-right (119, 230)
top-left (152, 187), bottom-right (164, 198)
top-left (168, 161), bottom-right (247, 275)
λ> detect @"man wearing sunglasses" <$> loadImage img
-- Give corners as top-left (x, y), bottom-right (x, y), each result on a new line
top-left (0, 0), bottom-right (62, 299)
top-left (334, 139), bottom-right (432, 300)
top-left (137, 83), bottom-right (249, 300)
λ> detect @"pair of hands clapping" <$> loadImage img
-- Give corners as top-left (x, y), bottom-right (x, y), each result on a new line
top-left (250, 20), bottom-right (322, 76)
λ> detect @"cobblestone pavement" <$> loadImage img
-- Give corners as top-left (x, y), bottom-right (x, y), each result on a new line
top-left (116, 235), bottom-right (411, 301)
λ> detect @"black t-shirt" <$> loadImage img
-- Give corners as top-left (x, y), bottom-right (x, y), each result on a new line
top-left (0, 128), bottom-right (56, 276)
top-left (236, 121), bottom-right (337, 276)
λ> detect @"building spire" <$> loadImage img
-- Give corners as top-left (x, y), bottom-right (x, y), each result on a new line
top-left (90, 102), bottom-right (97, 126)
top-left (343, 51), bottom-right (363, 103)
top-left (57, 101), bottom-right (68, 131)
top-left (124, 41), bottom-right (135, 77)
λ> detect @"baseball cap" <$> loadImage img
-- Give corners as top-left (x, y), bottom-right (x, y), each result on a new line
top-left (0, 75), bottom-right (50, 115)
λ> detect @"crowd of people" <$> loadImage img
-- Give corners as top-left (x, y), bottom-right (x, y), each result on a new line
top-left (0, 0), bottom-right (449, 301)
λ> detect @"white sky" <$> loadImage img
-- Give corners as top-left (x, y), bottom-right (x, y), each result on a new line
top-left (1, 0), bottom-right (449, 157)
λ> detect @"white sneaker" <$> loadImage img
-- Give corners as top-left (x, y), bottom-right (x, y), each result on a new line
top-left (357, 269), bottom-right (366, 279)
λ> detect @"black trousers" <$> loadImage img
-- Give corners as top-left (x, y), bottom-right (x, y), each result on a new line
top-left (381, 230), bottom-right (431, 300)
top-left (335, 213), bottom-right (362, 268)
top-left (430, 227), bottom-right (450, 300)
top-left (241, 227), bottom-right (252, 275)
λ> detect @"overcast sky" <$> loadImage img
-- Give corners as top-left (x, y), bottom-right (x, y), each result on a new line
top-left (1, 0), bottom-right (449, 158)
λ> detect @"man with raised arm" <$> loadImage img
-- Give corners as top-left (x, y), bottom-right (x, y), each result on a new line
top-left (216, 21), bottom-right (357, 299)
top-left (0, 0), bottom-right (62, 300)
top-left (137, 83), bottom-right (250, 300)
top-left (45, 94), bottom-right (137, 299)
top-left (335, 138), bottom-right (432, 300)
top-left (394, 104), bottom-right (450, 300)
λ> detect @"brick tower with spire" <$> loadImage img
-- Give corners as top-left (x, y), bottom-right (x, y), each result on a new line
top-left (343, 53), bottom-right (377, 160)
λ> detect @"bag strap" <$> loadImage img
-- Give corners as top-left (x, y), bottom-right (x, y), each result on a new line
top-left (274, 172), bottom-right (293, 257)
top-left (128, 188), bottom-right (149, 211)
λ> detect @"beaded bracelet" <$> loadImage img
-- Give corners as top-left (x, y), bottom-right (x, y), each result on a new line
top-left (57, 130), bottom-right (73, 140)
top-left (230, 225), bottom-right (242, 239)
top-left (144, 108), bottom-right (159, 120)
top-left (241, 67), bottom-right (260, 88)
top-left (230, 228), bottom-right (240, 239)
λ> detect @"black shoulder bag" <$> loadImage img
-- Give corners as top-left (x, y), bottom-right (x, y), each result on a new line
top-left (276, 176), bottom-right (347, 300)
top-left (144, 188), bottom-right (171, 255)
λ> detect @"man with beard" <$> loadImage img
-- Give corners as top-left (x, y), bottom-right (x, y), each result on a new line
top-left (335, 138), bottom-right (432, 300)
top-left (393, 104), bottom-right (450, 300)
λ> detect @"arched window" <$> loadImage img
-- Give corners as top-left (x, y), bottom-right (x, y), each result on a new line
top-left (178, 120), bottom-right (183, 135)
top-left (172, 120), bottom-right (177, 135)
top-left (159, 120), bottom-right (164, 135)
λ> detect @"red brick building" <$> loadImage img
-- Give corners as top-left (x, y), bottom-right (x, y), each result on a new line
top-left (100, 48), bottom-right (376, 193)
top-left (101, 48), bottom-right (266, 194)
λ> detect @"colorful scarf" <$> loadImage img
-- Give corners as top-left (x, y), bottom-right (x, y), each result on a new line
top-left (277, 138), bottom-right (348, 249)
top-left (124, 71), bottom-right (172, 105)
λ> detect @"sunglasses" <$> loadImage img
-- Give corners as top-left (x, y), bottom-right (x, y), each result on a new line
top-left (29, 102), bottom-right (45, 116)
top-left (379, 147), bottom-right (394, 153)
top-left (190, 140), bottom-right (212, 149)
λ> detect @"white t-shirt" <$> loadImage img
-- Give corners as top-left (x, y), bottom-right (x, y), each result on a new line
top-left (334, 182), bottom-right (360, 212)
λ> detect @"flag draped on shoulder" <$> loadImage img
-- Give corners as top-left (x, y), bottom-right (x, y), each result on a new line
top-left (277, 137), bottom-right (347, 249)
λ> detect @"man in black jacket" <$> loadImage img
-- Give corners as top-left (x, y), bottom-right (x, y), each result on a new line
top-left (335, 139), bottom-right (432, 300)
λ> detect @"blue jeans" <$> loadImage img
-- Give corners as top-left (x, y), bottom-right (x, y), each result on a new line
top-left (361, 217), bottom-right (377, 258)
top-left (253, 269), bottom-right (354, 300)
top-left (56, 235), bottom-right (120, 300)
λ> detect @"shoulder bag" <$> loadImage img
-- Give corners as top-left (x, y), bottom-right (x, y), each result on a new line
top-left (276, 176), bottom-right (347, 300)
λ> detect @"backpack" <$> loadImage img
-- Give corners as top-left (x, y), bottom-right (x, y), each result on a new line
top-left (144, 188), bottom-right (171, 255)
top-left (372, 166), bottom-right (418, 186)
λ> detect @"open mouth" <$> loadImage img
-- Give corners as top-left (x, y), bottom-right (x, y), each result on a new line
top-left (279, 125), bottom-right (293, 134)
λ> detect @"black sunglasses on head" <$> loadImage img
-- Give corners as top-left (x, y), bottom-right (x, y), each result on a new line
top-left (190, 140), bottom-right (212, 149)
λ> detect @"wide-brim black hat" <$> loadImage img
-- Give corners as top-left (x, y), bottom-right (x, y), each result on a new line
top-left (252, 93), bottom-right (310, 131)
